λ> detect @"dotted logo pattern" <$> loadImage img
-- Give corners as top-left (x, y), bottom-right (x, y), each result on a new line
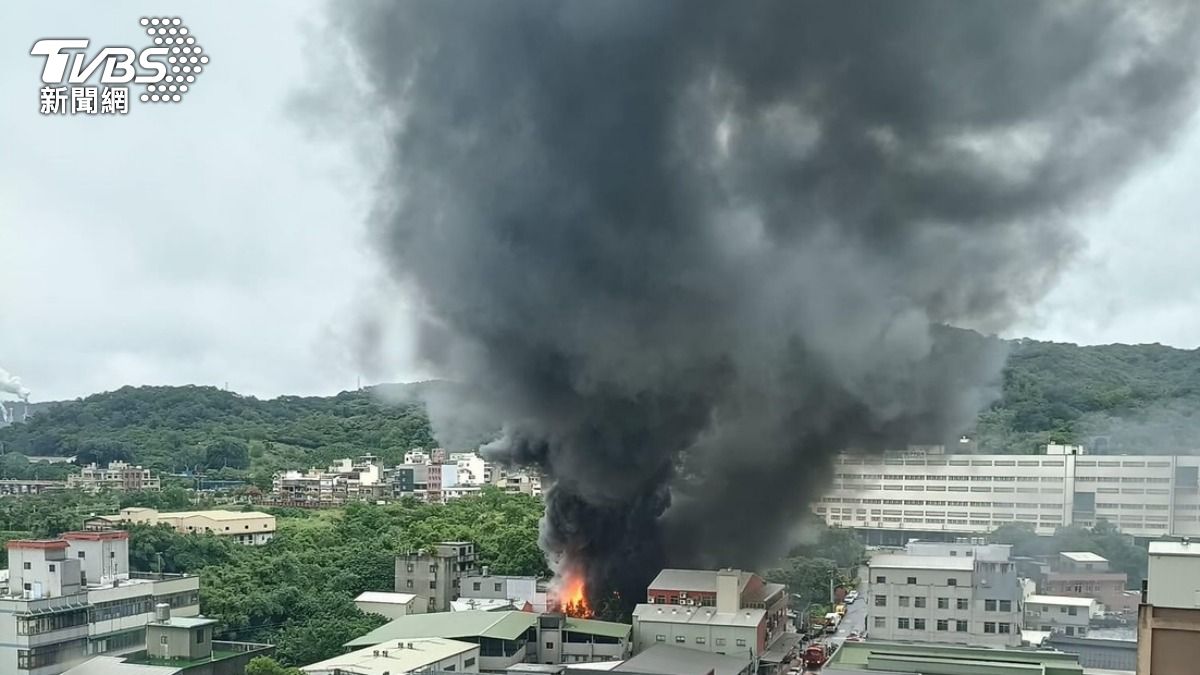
top-left (138, 17), bottom-right (208, 104)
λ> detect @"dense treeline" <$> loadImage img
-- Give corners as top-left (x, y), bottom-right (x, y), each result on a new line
top-left (976, 339), bottom-right (1200, 454)
top-left (2, 339), bottom-right (1197, 478)
top-left (989, 520), bottom-right (1148, 587)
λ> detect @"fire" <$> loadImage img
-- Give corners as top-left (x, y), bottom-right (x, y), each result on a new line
top-left (553, 571), bottom-right (594, 618)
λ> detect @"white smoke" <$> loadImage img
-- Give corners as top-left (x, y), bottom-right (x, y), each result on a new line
top-left (0, 366), bottom-right (31, 402)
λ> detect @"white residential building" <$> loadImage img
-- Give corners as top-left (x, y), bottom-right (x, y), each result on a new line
top-left (0, 531), bottom-right (200, 675)
top-left (354, 591), bottom-right (423, 620)
top-left (1023, 595), bottom-right (1095, 636)
top-left (816, 448), bottom-right (1200, 540)
top-left (451, 453), bottom-right (488, 486)
top-left (405, 450), bottom-right (432, 465)
top-left (867, 552), bottom-right (1022, 648)
top-left (66, 462), bottom-right (160, 493)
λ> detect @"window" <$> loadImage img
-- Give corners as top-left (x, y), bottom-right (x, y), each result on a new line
top-left (430, 580), bottom-right (436, 589)
top-left (999, 623), bottom-right (1011, 634)
top-left (655, 635), bottom-right (666, 642)
top-left (446, 666), bottom-right (456, 672)
top-left (473, 582), bottom-right (481, 591)
top-left (160, 636), bottom-right (168, 645)
top-left (937, 619), bottom-right (949, 631)
top-left (695, 637), bottom-right (706, 644)
top-left (947, 578), bottom-right (957, 586)
top-left (674, 636), bottom-right (686, 643)
top-left (957, 598), bottom-right (969, 611)
top-left (875, 595), bottom-right (887, 607)
top-left (715, 638), bottom-right (726, 646)
top-left (914, 596), bottom-right (926, 608)
top-left (48, 564), bottom-right (55, 572)
top-left (430, 564), bottom-right (437, 573)
top-left (984, 622), bottom-right (996, 634)
top-left (465, 658), bottom-right (476, 668)
top-left (548, 641), bottom-right (557, 648)
top-left (956, 620), bottom-right (968, 632)
top-left (1068, 607), bottom-right (1078, 616)
top-left (78, 551), bottom-right (85, 558)
top-left (1065, 626), bottom-right (1075, 636)
top-left (407, 563), bottom-right (414, 573)
top-left (897, 618), bottom-right (910, 629)
top-left (876, 576), bottom-right (886, 584)
top-left (495, 582), bottom-right (502, 592)
top-left (907, 576), bottom-right (917, 584)
top-left (23, 562), bottom-right (30, 570)
top-left (736, 638), bottom-right (746, 647)
top-left (874, 616), bottom-right (886, 629)
top-left (406, 579), bottom-right (414, 589)
top-left (899, 596), bottom-right (910, 607)
top-left (937, 597), bottom-right (949, 610)
top-left (195, 630), bottom-right (205, 644)
top-left (985, 599), bottom-right (997, 611)
top-left (999, 600), bottom-right (1012, 612)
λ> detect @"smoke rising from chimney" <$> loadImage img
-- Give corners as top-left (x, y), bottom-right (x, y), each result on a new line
top-left (329, 1), bottom-right (1200, 608)
top-left (0, 366), bottom-right (30, 402)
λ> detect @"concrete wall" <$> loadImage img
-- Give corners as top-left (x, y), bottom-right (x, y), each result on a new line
top-left (1138, 604), bottom-right (1200, 675)
top-left (868, 562), bottom-right (1020, 647)
top-left (1147, 551), bottom-right (1200, 610)
top-left (1025, 601), bottom-right (1091, 635)
top-left (632, 618), bottom-right (759, 662)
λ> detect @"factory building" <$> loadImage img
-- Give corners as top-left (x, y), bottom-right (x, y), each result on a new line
top-left (815, 445), bottom-right (1200, 541)
top-left (84, 508), bottom-right (276, 546)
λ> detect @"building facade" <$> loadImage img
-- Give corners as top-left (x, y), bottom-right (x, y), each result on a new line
top-left (84, 508), bottom-right (276, 546)
top-left (66, 462), bottom-right (160, 493)
top-left (461, 571), bottom-right (547, 612)
top-left (0, 531), bottom-right (200, 675)
top-left (1137, 540), bottom-right (1200, 675)
top-left (1041, 552), bottom-right (1137, 612)
top-left (0, 480), bottom-right (65, 496)
top-left (816, 447), bottom-right (1200, 540)
top-left (866, 552), bottom-right (1022, 648)
top-left (395, 542), bottom-right (478, 612)
top-left (1023, 595), bottom-right (1094, 636)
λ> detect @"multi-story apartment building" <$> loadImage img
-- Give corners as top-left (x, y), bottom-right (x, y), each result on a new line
top-left (460, 569), bottom-right (548, 612)
top-left (867, 551), bottom-right (1022, 648)
top-left (450, 452), bottom-right (488, 486)
top-left (1024, 595), bottom-right (1095, 636)
top-left (0, 530), bottom-right (200, 675)
top-left (1137, 540), bottom-right (1200, 675)
top-left (632, 568), bottom-right (791, 670)
top-left (84, 508), bottom-right (276, 546)
top-left (395, 541), bottom-right (478, 612)
top-left (66, 462), bottom-right (160, 493)
top-left (0, 480), bottom-right (65, 496)
top-left (815, 445), bottom-right (1200, 542)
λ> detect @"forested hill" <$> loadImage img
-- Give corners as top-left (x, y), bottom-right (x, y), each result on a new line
top-left (1, 339), bottom-right (1199, 475)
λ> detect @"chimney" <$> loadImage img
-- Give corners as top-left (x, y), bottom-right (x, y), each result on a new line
top-left (717, 568), bottom-right (740, 613)
top-left (155, 603), bottom-right (170, 623)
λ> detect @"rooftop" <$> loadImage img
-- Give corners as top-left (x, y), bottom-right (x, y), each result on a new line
top-left (648, 569), bottom-right (751, 594)
top-left (7, 538), bottom-right (69, 551)
top-left (829, 640), bottom-right (1084, 674)
top-left (565, 617), bottom-right (633, 639)
top-left (868, 554), bottom-right (975, 571)
top-left (621, 643), bottom-right (751, 675)
top-left (1149, 540), bottom-right (1200, 557)
top-left (346, 610), bottom-right (538, 647)
top-left (632, 603), bottom-right (765, 627)
top-left (1027, 595), bottom-right (1095, 607)
top-left (150, 616), bottom-right (218, 629)
top-left (1061, 552), bottom-right (1108, 563)
top-left (302, 637), bottom-right (477, 675)
top-left (356, 591), bottom-right (419, 605)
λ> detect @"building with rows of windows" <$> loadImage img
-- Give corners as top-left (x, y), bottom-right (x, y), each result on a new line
top-left (814, 444), bottom-right (1200, 544)
top-left (866, 544), bottom-right (1023, 648)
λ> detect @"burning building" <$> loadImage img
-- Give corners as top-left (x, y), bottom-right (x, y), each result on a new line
top-left (330, 1), bottom-right (1200, 612)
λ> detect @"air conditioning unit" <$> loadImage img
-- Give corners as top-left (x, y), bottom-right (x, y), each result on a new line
top-left (647, 597), bottom-right (655, 604)
top-left (686, 599), bottom-right (695, 605)
top-left (680, 592), bottom-right (687, 599)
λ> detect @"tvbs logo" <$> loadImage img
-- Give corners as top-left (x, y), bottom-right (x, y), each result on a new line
top-left (31, 17), bottom-right (208, 115)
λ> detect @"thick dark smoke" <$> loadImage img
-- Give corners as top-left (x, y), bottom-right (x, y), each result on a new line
top-left (330, 1), bottom-right (1200, 609)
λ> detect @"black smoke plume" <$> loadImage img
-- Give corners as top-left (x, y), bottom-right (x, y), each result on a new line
top-left (329, 1), bottom-right (1200, 610)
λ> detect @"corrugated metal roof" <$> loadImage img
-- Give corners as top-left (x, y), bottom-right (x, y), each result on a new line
top-left (302, 637), bottom-right (477, 675)
top-left (565, 617), bottom-right (632, 639)
top-left (648, 569), bottom-right (750, 593)
top-left (632, 603), bottom-right (764, 627)
top-left (345, 610), bottom-right (537, 647)
top-left (621, 644), bottom-right (751, 675)
top-left (61, 656), bottom-right (178, 675)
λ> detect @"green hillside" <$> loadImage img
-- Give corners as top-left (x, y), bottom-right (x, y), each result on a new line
top-left (1, 338), bottom-right (1199, 479)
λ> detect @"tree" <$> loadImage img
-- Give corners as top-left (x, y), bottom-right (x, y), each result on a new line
top-left (245, 656), bottom-right (302, 675)
top-left (205, 438), bottom-right (250, 470)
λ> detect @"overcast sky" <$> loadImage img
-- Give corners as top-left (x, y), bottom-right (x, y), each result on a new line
top-left (3, 2), bottom-right (1200, 402)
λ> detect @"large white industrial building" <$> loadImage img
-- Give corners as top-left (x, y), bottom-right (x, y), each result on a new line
top-left (814, 445), bottom-right (1200, 542)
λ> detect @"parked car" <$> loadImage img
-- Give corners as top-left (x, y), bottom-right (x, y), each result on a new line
top-left (845, 591), bottom-right (858, 604)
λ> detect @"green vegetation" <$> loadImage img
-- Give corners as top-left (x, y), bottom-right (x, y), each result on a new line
top-left (0, 488), bottom-right (546, 667)
top-left (976, 339), bottom-right (1200, 454)
top-left (764, 519), bottom-right (865, 614)
top-left (990, 520), bottom-right (1148, 587)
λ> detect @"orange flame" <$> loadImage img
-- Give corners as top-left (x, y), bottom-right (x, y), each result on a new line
top-left (553, 570), bottom-right (594, 618)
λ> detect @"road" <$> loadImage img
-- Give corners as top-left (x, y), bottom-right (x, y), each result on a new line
top-left (832, 580), bottom-right (868, 644)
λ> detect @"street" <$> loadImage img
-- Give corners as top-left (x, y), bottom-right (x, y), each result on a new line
top-left (832, 580), bottom-right (868, 645)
